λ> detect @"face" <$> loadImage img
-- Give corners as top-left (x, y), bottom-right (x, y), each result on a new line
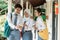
top-left (24, 11), bottom-right (29, 17)
top-left (34, 10), bottom-right (41, 17)
top-left (34, 10), bottom-right (39, 17)
top-left (15, 7), bottom-right (21, 14)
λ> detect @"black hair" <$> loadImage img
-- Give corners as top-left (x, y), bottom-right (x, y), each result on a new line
top-left (36, 8), bottom-right (42, 15)
top-left (36, 8), bottom-right (41, 13)
top-left (14, 4), bottom-right (22, 10)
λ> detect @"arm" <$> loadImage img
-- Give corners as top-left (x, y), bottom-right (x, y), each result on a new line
top-left (37, 18), bottom-right (46, 30)
top-left (7, 13), bottom-right (15, 29)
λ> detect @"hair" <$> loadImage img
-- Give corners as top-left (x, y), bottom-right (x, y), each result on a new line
top-left (36, 8), bottom-right (41, 13)
top-left (35, 8), bottom-right (42, 15)
top-left (14, 4), bottom-right (22, 9)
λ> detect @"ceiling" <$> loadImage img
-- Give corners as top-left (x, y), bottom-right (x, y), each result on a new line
top-left (12, 0), bottom-right (46, 7)
top-left (29, 0), bottom-right (46, 7)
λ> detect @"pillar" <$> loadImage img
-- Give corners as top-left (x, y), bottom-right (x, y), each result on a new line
top-left (29, 4), bottom-right (31, 10)
top-left (31, 6), bottom-right (33, 16)
top-left (20, 0), bottom-right (23, 16)
top-left (43, 3), bottom-right (47, 9)
top-left (57, 0), bottom-right (60, 40)
top-left (26, 1), bottom-right (29, 9)
top-left (8, 0), bottom-right (12, 13)
top-left (46, 0), bottom-right (53, 40)
top-left (46, 1), bottom-right (52, 15)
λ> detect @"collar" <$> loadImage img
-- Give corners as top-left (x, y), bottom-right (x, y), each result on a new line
top-left (13, 12), bottom-right (21, 16)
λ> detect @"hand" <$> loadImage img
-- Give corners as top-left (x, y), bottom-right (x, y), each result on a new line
top-left (34, 27), bottom-right (37, 30)
top-left (18, 25), bottom-right (22, 30)
top-left (23, 23), bottom-right (28, 27)
top-left (15, 26), bottom-right (19, 30)
top-left (33, 25), bottom-right (37, 30)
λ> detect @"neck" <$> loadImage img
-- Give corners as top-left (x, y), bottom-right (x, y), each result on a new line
top-left (26, 16), bottom-right (29, 18)
top-left (25, 16), bottom-right (29, 18)
top-left (38, 15), bottom-right (41, 16)
top-left (15, 11), bottom-right (19, 14)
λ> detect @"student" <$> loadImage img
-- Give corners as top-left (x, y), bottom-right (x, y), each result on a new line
top-left (7, 4), bottom-right (23, 40)
top-left (22, 9), bottom-right (34, 40)
top-left (34, 8), bottom-right (46, 40)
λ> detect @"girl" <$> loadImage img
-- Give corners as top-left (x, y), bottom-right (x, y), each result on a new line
top-left (34, 8), bottom-right (46, 40)
top-left (22, 9), bottom-right (34, 40)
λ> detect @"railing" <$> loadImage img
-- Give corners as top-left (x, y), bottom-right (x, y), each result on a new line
top-left (0, 7), bottom-right (7, 15)
top-left (0, 6), bottom-right (14, 15)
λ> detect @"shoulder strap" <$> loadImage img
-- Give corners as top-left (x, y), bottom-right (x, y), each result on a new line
top-left (10, 13), bottom-right (12, 21)
top-left (41, 16), bottom-right (47, 27)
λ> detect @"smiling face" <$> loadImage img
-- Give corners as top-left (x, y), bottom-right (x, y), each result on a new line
top-left (14, 4), bottom-right (22, 14)
top-left (15, 7), bottom-right (21, 14)
top-left (24, 11), bottom-right (29, 18)
top-left (34, 10), bottom-right (41, 17)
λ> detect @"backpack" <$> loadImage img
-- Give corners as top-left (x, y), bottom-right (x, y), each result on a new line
top-left (4, 13), bottom-right (12, 37)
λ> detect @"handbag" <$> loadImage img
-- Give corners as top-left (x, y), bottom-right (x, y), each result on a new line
top-left (38, 22), bottom-right (48, 40)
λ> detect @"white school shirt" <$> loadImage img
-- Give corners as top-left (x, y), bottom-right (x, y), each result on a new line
top-left (36, 16), bottom-right (46, 31)
top-left (7, 12), bottom-right (23, 29)
top-left (23, 17), bottom-right (34, 31)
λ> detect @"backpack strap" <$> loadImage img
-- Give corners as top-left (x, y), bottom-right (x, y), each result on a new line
top-left (10, 13), bottom-right (12, 21)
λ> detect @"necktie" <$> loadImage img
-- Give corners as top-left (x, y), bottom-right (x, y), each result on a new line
top-left (14, 14), bottom-right (18, 26)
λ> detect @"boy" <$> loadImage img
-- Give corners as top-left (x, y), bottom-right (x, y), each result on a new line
top-left (7, 4), bottom-right (23, 40)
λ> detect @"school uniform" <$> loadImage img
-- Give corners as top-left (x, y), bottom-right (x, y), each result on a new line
top-left (22, 17), bottom-right (34, 40)
top-left (7, 12), bottom-right (23, 40)
top-left (36, 16), bottom-right (46, 40)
